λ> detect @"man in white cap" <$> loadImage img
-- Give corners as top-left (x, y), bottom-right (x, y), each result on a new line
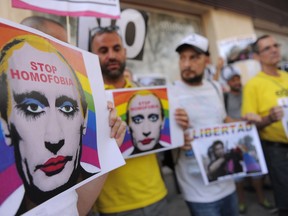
top-left (172, 33), bottom-right (260, 216)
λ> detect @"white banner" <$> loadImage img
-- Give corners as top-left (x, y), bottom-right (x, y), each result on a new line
top-left (12, 0), bottom-right (120, 18)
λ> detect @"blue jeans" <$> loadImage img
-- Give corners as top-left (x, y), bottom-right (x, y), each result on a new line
top-left (185, 191), bottom-right (238, 216)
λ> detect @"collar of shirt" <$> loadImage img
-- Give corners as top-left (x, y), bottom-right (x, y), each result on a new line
top-left (104, 79), bottom-right (134, 89)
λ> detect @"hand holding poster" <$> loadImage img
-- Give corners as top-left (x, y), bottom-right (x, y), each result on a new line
top-left (106, 86), bottom-right (184, 158)
top-left (0, 18), bottom-right (124, 215)
top-left (192, 122), bottom-right (267, 185)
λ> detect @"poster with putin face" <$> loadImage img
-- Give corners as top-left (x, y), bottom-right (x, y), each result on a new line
top-left (0, 18), bottom-right (125, 216)
top-left (106, 86), bottom-right (183, 158)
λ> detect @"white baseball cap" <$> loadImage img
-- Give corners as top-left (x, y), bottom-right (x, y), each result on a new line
top-left (222, 65), bottom-right (241, 81)
top-left (175, 33), bottom-right (209, 54)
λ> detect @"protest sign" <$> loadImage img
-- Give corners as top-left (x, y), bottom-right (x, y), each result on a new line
top-left (192, 122), bottom-right (267, 185)
top-left (106, 86), bottom-right (183, 158)
top-left (0, 18), bottom-right (124, 215)
top-left (12, 0), bottom-right (120, 18)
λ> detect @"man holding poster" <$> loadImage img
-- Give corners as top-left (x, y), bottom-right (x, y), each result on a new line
top-left (242, 35), bottom-right (288, 216)
top-left (172, 33), bottom-right (260, 216)
top-left (90, 25), bottom-right (188, 216)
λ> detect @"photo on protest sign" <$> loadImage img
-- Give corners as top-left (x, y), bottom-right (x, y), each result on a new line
top-left (106, 86), bottom-right (183, 158)
top-left (278, 97), bottom-right (288, 138)
top-left (217, 34), bottom-right (256, 64)
top-left (0, 18), bottom-right (124, 216)
top-left (192, 122), bottom-right (267, 185)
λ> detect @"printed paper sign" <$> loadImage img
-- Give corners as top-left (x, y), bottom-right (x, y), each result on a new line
top-left (12, 0), bottom-right (120, 18)
top-left (278, 97), bottom-right (288, 138)
top-left (192, 122), bottom-right (267, 185)
top-left (106, 86), bottom-right (184, 158)
top-left (217, 34), bottom-right (256, 64)
top-left (0, 18), bottom-right (124, 215)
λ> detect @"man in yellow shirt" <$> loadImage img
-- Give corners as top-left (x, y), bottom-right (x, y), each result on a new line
top-left (90, 26), bottom-right (188, 216)
top-left (242, 35), bottom-right (288, 216)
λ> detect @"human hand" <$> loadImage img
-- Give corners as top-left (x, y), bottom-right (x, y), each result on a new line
top-left (216, 57), bottom-right (224, 70)
top-left (180, 130), bottom-right (193, 151)
top-left (268, 106), bottom-right (283, 123)
top-left (174, 108), bottom-right (189, 130)
top-left (241, 113), bottom-right (261, 124)
top-left (108, 101), bottom-right (127, 147)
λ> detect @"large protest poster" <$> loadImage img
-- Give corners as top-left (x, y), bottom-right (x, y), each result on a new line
top-left (192, 122), bottom-right (267, 185)
top-left (12, 0), bottom-right (120, 18)
top-left (106, 86), bottom-right (183, 158)
top-left (0, 18), bottom-right (125, 215)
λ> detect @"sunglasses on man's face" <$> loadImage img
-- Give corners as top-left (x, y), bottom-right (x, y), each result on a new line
top-left (89, 26), bottom-right (120, 38)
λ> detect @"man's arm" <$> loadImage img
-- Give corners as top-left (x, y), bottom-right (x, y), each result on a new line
top-left (208, 157), bottom-right (225, 174)
top-left (255, 106), bottom-right (283, 129)
top-left (213, 57), bottom-right (224, 81)
top-left (174, 108), bottom-right (193, 150)
top-left (77, 102), bottom-right (126, 216)
top-left (76, 175), bottom-right (108, 216)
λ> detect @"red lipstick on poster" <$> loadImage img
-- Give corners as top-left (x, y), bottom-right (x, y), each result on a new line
top-left (140, 138), bottom-right (154, 145)
top-left (36, 156), bottom-right (72, 176)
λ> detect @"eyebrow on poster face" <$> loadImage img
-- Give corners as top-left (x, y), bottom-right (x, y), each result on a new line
top-left (13, 91), bottom-right (79, 119)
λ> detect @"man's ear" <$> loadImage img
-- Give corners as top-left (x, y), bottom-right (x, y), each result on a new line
top-left (82, 109), bottom-right (89, 136)
top-left (0, 117), bottom-right (11, 146)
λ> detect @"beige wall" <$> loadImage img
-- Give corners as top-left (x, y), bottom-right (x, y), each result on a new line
top-left (202, 9), bottom-right (255, 64)
top-left (0, 0), bottom-right (33, 23)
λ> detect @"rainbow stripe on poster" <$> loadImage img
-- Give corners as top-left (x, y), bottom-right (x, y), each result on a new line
top-left (112, 88), bottom-right (171, 154)
top-left (0, 23), bottom-right (99, 206)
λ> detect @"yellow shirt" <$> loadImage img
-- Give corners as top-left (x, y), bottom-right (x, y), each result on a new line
top-left (242, 70), bottom-right (288, 143)
top-left (95, 79), bottom-right (167, 213)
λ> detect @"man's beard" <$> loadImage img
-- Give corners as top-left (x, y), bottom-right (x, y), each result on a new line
top-left (11, 123), bottom-right (82, 208)
top-left (181, 71), bottom-right (204, 85)
top-left (230, 85), bottom-right (242, 93)
top-left (101, 60), bottom-right (126, 80)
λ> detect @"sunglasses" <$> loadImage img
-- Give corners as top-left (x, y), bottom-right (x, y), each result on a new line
top-left (89, 25), bottom-right (120, 38)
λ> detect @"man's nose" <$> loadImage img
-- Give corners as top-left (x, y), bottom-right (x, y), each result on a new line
top-left (45, 140), bottom-right (65, 155)
top-left (107, 49), bottom-right (117, 60)
top-left (45, 109), bottom-right (64, 143)
top-left (141, 120), bottom-right (151, 137)
top-left (143, 131), bottom-right (151, 137)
